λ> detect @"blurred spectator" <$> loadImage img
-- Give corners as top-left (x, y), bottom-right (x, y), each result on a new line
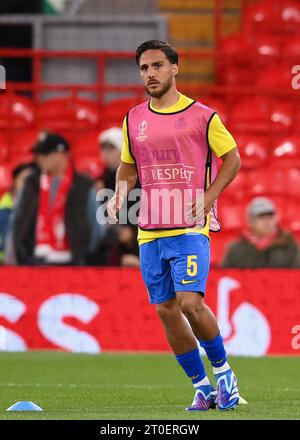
top-left (14, 131), bottom-right (102, 265)
top-left (0, 163), bottom-right (37, 264)
top-left (107, 225), bottom-right (140, 267)
top-left (222, 197), bottom-right (300, 268)
top-left (97, 125), bottom-right (141, 219)
top-left (86, 127), bottom-right (140, 267)
top-left (96, 127), bottom-right (123, 191)
top-left (0, 192), bottom-right (13, 263)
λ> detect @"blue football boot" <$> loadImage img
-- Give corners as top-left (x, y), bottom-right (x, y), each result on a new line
top-left (214, 369), bottom-right (239, 411)
top-left (185, 384), bottom-right (217, 411)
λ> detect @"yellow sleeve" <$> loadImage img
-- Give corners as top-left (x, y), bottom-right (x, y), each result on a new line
top-left (120, 116), bottom-right (135, 164)
top-left (208, 113), bottom-right (237, 158)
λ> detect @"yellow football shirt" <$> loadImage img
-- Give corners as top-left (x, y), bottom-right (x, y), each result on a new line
top-left (120, 93), bottom-right (236, 245)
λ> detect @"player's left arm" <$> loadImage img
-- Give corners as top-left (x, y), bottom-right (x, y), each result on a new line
top-left (203, 113), bottom-right (241, 216)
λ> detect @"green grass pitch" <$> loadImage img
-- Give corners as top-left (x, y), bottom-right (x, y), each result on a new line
top-left (0, 351), bottom-right (299, 420)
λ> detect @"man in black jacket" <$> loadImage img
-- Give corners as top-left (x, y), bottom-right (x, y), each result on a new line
top-left (14, 132), bottom-right (98, 266)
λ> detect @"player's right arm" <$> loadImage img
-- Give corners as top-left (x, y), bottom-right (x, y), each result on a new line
top-left (107, 116), bottom-right (137, 222)
top-left (107, 161), bottom-right (137, 222)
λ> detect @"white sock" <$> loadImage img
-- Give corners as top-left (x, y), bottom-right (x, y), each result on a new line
top-left (193, 375), bottom-right (211, 389)
top-left (213, 361), bottom-right (231, 375)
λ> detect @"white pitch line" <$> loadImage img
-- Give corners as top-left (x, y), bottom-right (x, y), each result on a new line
top-left (2, 384), bottom-right (300, 394)
top-left (2, 383), bottom-right (163, 389)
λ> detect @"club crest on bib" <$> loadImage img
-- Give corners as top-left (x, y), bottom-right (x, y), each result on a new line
top-left (174, 117), bottom-right (187, 129)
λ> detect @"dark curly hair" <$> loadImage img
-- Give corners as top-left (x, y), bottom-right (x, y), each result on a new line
top-left (135, 40), bottom-right (178, 66)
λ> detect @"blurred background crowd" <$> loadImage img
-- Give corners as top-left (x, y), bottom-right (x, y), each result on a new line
top-left (0, 0), bottom-right (299, 268)
top-left (0, 127), bottom-right (140, 267)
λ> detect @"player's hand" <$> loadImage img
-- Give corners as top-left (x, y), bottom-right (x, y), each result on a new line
top-left (107, 194), bottom-right (125, 223)
top-left (203, 190), bottom-right (216, 217)
top-left (186, 198), bottom-right (204, 224)
top-left (186, 191), bottom-right (216, 224)
top-left (121, 254), bottom-right (140, 267)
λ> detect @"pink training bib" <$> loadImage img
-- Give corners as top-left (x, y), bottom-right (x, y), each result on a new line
top-left (127, 100), bottom-right (220, 231)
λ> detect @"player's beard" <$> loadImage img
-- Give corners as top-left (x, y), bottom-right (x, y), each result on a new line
top-left (145, 76), bottom-right (173, 98)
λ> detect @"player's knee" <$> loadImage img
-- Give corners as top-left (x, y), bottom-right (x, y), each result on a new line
top-left (156, 301), bottom-right (177, 323)
top-left (178, 296), bottom-right (205, 321)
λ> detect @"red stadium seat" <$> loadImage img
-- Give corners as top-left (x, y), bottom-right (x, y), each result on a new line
top-left (270, 136), bottom-right (300, 168)
top-left (230, 96), bottom-right (295, 135)
top-left (73, 155), bottom-right (104, 179)
top-left (283, 168), bottom-right (300, 199)
top-left (216, 34), bottom-right (252, 86)
top-left (218, 33), bottom-right (250, 57)
top-left (0, 94), bottom-right (35, 130)
top-left (252, 35), bottom-right (281, 69)
top-left (218, 199), bottom-right (246, 232)
top-left (270, 100), bottom-right (294, 133)
top-left (9, 128), bottom-right (41, 159)
top-left (234, 134), bottom-right (268, 170)
top-left (217, 33), bottom-right (251, 64)
top-left (244, 1), bottom-right (300, 36)
top-left (37, 98), bottom-right (100, 131)
top-left (218, 65), bottom-right (252, 87)
top-left (73, 131), bottom-right (101, 156)
top-left (0, 165), bottom-right (12, 193)
top-left (217, 34), bottom-right (280, 85)
top-left (284, 205), bottom-right (300, 233)
top-left (282, 35), bottom-right (300, 58)
top-left (230, 96), bottom-right (270, 133)
top-left (294, 100), bottom-right (300, 131)
top-left (279, 1), bottom-right (300, 34)
top-left (257, 63), bottom-right (294, 91)
top-left (201, 97), bottom-right (228, 124)
top-left (102, 98), bottom-right (140, 128)
top-left (221, 170), bottom-right (247, 201)
top-left (254, 35), bottom-right (281, 58)
top-left (246, 168), bottom-right (300, 199)
top-left (245, 168), bottom-right (290, 197)
top-left (243, 1), bottom-right (278, 36)
top-left (72, 131), bottom-right (105, 176)
top-left (0, 134), bottom-right (9, 164)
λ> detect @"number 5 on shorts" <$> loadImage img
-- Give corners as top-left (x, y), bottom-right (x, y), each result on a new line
top-left (187, 255), bottom-right (198, 276)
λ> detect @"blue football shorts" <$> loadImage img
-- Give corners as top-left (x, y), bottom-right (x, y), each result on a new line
top-left (139, 233), bottom-right (210, 304)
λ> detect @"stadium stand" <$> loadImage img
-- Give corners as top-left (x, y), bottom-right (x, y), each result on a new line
top-left (0, 165), bottom-right (12, 194)
top-left (0, 134), bottom-right (9, 164)
top-left (9, 128), bottom-right (40, 158)
top-left (243, 0), bottom-right (300, 36)
top-left (230, 96), bottom-right (272, 133)
top-left (160, 0), bottom-right (242, 85)
top-left (36, 97), bottom-right (100, 131)
top-left (270, 136), bottom-right (300, 169)
top-left (234, 134), bottom-right (268, 170)
top-left (257, 63), bottom-right (294, 91)
top-left (0, 0), bottom-right (299, 265)
top-left (214, 0), bottom-right (300, 263)
top-left (0, 93), bottom-right (35, 130)
top-left (202, 96), bottom-right (228, 124)
top-left (101, 98), bottom-right (141, 128)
